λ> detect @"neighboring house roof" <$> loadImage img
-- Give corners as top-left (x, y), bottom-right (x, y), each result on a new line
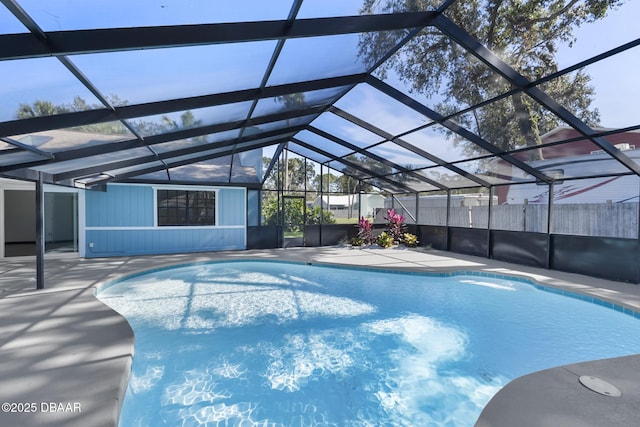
top-left (515, 127), bottom-right (640, 160)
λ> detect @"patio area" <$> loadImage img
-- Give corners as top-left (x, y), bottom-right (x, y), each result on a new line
top-left (2, 0), bottom-right (640, 425)
top-left (1, 247), bottom-right (640, 426)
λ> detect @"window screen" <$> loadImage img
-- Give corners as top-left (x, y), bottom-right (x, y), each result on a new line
top-left (157, 189), bottom-right (215, 226)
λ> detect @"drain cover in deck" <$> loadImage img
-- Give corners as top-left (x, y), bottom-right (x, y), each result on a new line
top-left (579, 376), bottom-right (622, 397)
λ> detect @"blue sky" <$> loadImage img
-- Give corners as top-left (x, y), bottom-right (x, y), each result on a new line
top-left (554, 0), bottom-right (640, 128)
top-left (1, 0), bottom-right (638, 138)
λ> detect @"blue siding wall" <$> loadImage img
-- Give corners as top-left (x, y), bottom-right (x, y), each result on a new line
top-left (86, 228), bottom-right (245, 256)
top-left (86, 185), bottom-right (154, 227)
top-left (85, 184), bottom-right (246, 257)
top-left (218, 188), bottom-right (245, 226)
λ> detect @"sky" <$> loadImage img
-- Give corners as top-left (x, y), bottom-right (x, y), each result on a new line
top-left (1, 0), bottom-right (638, 170)
top-left (554, 0), bottom-right (640, 128)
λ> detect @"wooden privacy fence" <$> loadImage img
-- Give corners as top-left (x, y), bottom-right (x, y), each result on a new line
top-left (386, 201), bottom-right (639, 239)
top-left (550, 203), bottom-right (638, 238)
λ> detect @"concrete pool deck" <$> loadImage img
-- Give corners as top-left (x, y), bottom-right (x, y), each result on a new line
top-left (0, 246), bottom-right (639, 426)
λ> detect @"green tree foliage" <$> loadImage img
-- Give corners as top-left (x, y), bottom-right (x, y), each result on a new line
top-left (262, 154), bottom-right (316, 191)
top-left (274, 94), bottom-right (307, 191)
top-left (275, 93), bottom-right (306, 111)
top-left (284, 198), bottom-right (305, 228)
top-left (307, 206), bottom-right (336, 224)
top-left (17, 100), bottom-right (61, 118)
top-left (283, 157), bottom-right (309, 191)
top-left (313, 172), bottom-right (340, 192)
top-left (346, 153), bottom-right (392, 176)
top-left (261, 192), bottom-right (280, 225)
top-left (262, 156), bottom-right (279, 189)
top-left (17, 96), bottom-right (131, 134)
top-left (337, 175), bottom-right (374, 193)
top-left (261, 196), bottom-right (335, 225)
top-left (161, 111), bottom-right (201, 131)
top-left (15, 96), bottom-right (208, 138)
top-left (16, 95), bottom-right (130, 119)
top-left (359, 0), bottom-right (623, 159)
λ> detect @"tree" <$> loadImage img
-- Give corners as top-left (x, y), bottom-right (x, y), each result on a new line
top-left (262, 156), bottom-right (278, 189)
top-left (261, 195), bottom-right (335, 225)
top-left (261, 154), bottom-right (316, 192)
top-left (275, 94), bottom-right (306, 190)
top-left (283, 157), bottom-right (308, 191)
top-left (336, 175), bottom-right (376, 219)
top-left (344, 153), bottom-right (392, 178)
top-left (16, 95), bottom-right (130, 120)
top-left (160, 110), bottom-right (201, 132)
top-left (336, 175), bottom-right (373, 194)
top-left (261, 193), bottom-right (280, 225)
top-left (17, 100), bottom-right (65, 118)
top-left (275, 93), bottom-right (306, 111)
top-left (14, 97), bottom-right (212, 138)
top-left (313, 172), bottom-right (340, 192)
top-left (17, 98), bottom-right (130, 134)
top-left (306, 206), bottom-right (336, 224)
top-left (359, 0), bottom-right (622, 160)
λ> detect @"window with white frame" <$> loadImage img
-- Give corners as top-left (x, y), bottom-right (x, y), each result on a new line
top-left (157, 189), bottom-right (216, 226)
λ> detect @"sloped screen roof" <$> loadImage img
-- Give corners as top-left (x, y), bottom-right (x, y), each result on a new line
top-left (1, 0), bottom-right (639, 193)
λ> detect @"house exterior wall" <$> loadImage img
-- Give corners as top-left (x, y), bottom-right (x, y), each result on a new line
top-left (360, 194), bottom-right (385, 218)
top-left (84, 183), bottom-right (246, 257)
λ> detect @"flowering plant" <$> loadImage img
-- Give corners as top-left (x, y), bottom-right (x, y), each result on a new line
top-left (384, 208), bottom-right (406, 243)
top-left (355, 216), bottom-right (375, 245)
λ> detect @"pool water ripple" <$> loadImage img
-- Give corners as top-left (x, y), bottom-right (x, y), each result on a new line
top-left (98, 261), bottom-right (640, 426)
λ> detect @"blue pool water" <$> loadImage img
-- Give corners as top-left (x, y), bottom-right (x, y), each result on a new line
top-left (98, 261), bottom-right (640, 426)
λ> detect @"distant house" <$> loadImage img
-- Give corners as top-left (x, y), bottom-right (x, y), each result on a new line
top-left (501, 127), bottom-right (640, 204)
top-left (312, 194), bottom-right (386, 218)
top-left (512, 126), bottom-right (640, 161)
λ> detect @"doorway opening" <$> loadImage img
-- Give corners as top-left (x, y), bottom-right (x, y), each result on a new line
top-left (282, 195), bottom-right (306, 248)
top-left (3, 189), bottom-right (78, 257)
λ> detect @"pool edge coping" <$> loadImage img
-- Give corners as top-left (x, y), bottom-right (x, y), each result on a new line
top-left (91, 251), bottom-right (640, 427)
top-left (94, 256), bottom-right (640, 320)
top-left (3, 247), bottom-right (640, 427)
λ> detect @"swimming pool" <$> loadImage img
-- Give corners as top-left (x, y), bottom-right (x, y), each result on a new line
top-left (98, 261), bottom-right (640, 426)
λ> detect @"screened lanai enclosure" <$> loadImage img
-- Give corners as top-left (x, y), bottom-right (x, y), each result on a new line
top-left (1, 0), bottom-right (639, 284)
